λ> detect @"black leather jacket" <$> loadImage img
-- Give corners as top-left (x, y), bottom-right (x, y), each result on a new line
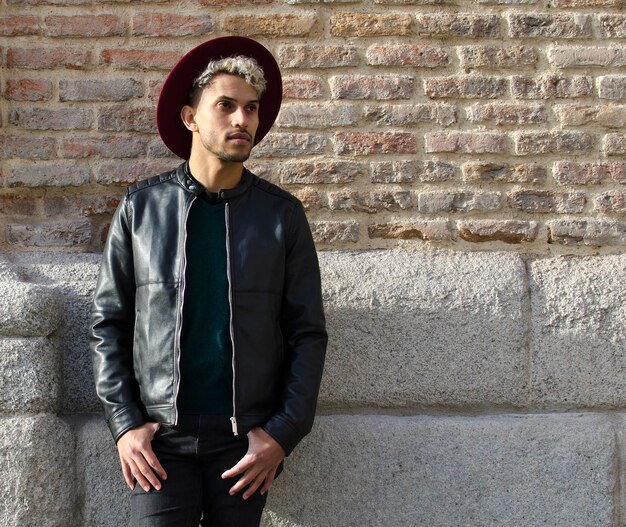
top-left (90, 163), bottom-right (327, 455)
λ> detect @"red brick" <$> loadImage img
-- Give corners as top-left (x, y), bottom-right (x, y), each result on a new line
top-left (367, 44), bottom-right (448, 67)
top-left (278, 45), bottom-right (359, 69)
top-left (148, 80), bottom-right (163, 103)
top-left (459, 45), bottom-right (537, 69)
top-left (5, 79), bottom-right (53, 101)
top-left (415, 14), bottom-right (499, 37)
top-left (7, 46), bottom-right (91, 69)
top-left (463, 162), bottom-right (546, 183)
top-left (604, 134), bottom-right (626, 155)
top-left (511, 75), bottom-right (592, 99)
top-left (598, 15), bottom-right (626, 38)
top-left (96, 160), bottom-right (177, 185)
top-left (147, 138), bottom-right (178, 159)
top-left (553, 161), bottom-right (625, 185)
top-left (43, 195), bottom-right (121, 217)
top-left (62, 135), bottom-right (147, 158)
top-left (466, 103), bottom-right (547, 125)
top-left (424, 76), bottom-right (507, 99)
top-left (282, 76), bottom-right (324, 99)
top-left (0, 195), bottom-right (36, 216)
top-left (310, 221), bottom-right (360, 244)
top-left (365, 104), bottom-right (456, 127)
top-left (278, 161), bottom-right (363, 185)
top-left (548, 219), bottom-right (626, 246)
top-left (276, 103), bottom-right (358, 129)
top-left (508, 14), bottom-right (592, 38)
top-left (330, 75), bottom-right (414, 100)
top-left (554, 104), bottom-right (626, 128)
top-left (330, 13), bottom-right (412, 36)
top-left (7, 0), bottom-right (92, 4)
top-left (508, 190), bottom-right (585, 213)
top-left (8, 163), bottom-right (91, 187)
top-left (371, 160), bottom-right (456, 183)
top-left (327, 190), bottom-right (413, 213)
top-left (292, 188), bottom-right (322, 211)
top-left (45, 15), bottom-right (125, 37)
top-left (418, 191), bottom-right (501, 213)
top-left (548, 47), bottom-right (626, 68)
top-left (368, 220), bottom-right (451, 241)
top-left (515, 131), bottom-right (592, 155)
top-left (598, 76), bottom-right (626, 100)
top-left (9, 108), bottom-right (93, 130)
top-left (101, 49), bottom-right (179, 70)
top-left (0, 16), bottom-right (40, 36)
top-left (551, 0), bottom-right (623, 5)
top-left (60, 79), bottom-right (143, 102)
top-left (252, 133), bottom-right (326, 157)
top-left (223, 14), bottom-right (317, 37)
top-left (425, 132), bottom-right (507, 154)
top-left (1, 135), bottom-right (56, 159)
top-left (334, 132), bottom-right (417, 156)
top-left (132, 14), bottom-right (213, 37)
top-left (458, 220), bottom-right (539, 244)
top-left (7, 220), bottom-right (91, 247)
top-left (200, 0), bottom-right (272, 4)
top-left (595, 191), bottom-right (626, 214)
top-left (98, 105), bottom-right (155, 133)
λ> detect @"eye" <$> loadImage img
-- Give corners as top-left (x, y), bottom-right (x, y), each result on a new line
top-left (246, 104), bottom-right (258, 113)
top-left (218, 100), bottom-right (233, 110)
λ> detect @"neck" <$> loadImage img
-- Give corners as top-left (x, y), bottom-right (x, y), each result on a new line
top-left (187, 151), bottom-right (244, 193)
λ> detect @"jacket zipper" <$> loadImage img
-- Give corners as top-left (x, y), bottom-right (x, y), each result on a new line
top-left (173, 194), bottom-right (196, 426)
top-left (225, 202), bottom-right (238, 436)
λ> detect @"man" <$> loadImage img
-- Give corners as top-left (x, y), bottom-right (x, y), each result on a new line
top-left (90, 36), bottom-right (327, 526)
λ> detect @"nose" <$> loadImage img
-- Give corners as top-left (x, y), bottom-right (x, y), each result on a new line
top-left (231, 106), bottom-right (249, 129)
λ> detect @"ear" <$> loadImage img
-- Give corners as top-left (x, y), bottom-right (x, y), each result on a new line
top-left (180, 105), bottom-right (198, 132)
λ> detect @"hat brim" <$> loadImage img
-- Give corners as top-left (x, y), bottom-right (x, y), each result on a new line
top-left (156, 36), bottom-right (282, 160)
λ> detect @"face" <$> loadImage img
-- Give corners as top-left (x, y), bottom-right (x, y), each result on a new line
top-left (181, 74), bottom-right (260, 163)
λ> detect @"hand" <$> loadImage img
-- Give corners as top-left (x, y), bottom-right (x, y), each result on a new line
top-left (116, 422), bottom-right (167, 492)
top-left (221, 427), bottom-right (285, 500)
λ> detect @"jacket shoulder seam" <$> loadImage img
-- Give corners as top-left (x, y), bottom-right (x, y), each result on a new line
top-left (126, 169), bottom-right (177, 197)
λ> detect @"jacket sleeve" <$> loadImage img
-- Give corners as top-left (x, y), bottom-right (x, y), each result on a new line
top-left (90, 194), bottom-right (145, 442)
top-left (262, 201), bottom-right (328, 456)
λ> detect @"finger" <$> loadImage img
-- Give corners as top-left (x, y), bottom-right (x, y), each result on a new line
top-left (143, 447), bottom-right (167, 480)
top-left (228, 469), bottom-right (259, 496)
top-left (260, 467), bottom-right (277, 495)
top-left (131, 455), bottom-right (162, 491)
top-left (120, 460), bottom-right (135, 490)
top-left (243, 472), bottom-right (266, 500)
top-left (127, 458), bottom-right (152, 493)
top-left (221, 455), bottom-right (252, 480)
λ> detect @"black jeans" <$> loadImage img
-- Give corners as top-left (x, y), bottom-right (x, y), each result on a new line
top-left (130, 415), bottom-right (268, 527)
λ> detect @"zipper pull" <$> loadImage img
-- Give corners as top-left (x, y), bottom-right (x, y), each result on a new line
top-left (230, 416), bottom-right (238, 436)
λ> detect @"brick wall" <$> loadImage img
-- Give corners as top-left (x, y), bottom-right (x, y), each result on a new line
top-left (1, 0), bottom-right (625, 253)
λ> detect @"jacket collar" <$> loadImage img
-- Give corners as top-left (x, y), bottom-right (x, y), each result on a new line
top-left (176, 162), bottom-right (254, 200)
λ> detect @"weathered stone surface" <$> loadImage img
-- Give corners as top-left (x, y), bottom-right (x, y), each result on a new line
top-left (529, 255), bottom-right (626, 407)
top-left (0, 415), bottom-right (76, 526)
top-left (0, 282), bottom-right (61, 336)
top-left (12, 252), bottom-right (102, 413)
top-left (264, 414), bottom-right (616, 526)
top-left (317, 250), bottom-right (530, 408)
top-left (0, 337), bottom-right (62, 413)
top-left (72, 417), bottom-right (129, 527)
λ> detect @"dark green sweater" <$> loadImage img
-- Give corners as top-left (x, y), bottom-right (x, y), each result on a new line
top-left (177, 193), bottom-right (232, 415)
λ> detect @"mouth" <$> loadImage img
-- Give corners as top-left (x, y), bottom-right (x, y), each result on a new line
top-left (227, 132), bottom-right (252, 144)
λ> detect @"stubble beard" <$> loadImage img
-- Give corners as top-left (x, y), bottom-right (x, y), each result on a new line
top-left (202, 130), bottom-right (253, 164)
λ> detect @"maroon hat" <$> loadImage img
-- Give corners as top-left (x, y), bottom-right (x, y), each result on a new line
top-left (156, 36), bottom-right (282, 160)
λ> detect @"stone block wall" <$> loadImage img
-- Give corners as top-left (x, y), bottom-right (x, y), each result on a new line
top-left (1, 0), bottom-right (625, 253)
top-left (0, 249), bottom-right (623, 526)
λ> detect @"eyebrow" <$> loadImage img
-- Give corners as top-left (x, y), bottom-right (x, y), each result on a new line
top-left (217, 95), bottom-right (259, 105)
